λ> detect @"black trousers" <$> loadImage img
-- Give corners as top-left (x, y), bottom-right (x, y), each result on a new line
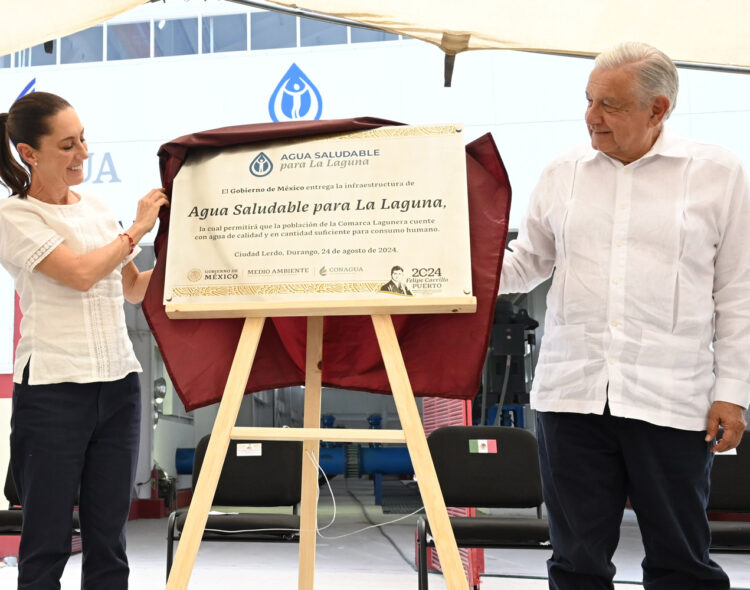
top-left (10, 369), bottom-right (141, 590)
top-left (537, 409), bottom-right (729, 590)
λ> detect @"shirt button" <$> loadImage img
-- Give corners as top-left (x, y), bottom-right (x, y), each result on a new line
top-left (610, 320), bottom-right (620, 327)
top-left (608, 357), bottom-right (616, 365)
top-left (619, 203), bottom-right (628, 210)
top-left (616, 240), bottom-right (624, 247)
top-left (613, 278), bottom-right (621, 285)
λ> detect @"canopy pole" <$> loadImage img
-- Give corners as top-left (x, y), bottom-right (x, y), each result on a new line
top-left (444, 54), bottom-right (456, 87)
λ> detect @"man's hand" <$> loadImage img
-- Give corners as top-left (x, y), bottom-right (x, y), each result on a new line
top-left (705, 401), bottom-right (747, 453)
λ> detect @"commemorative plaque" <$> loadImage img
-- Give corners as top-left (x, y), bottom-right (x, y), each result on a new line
top-left (164, 124), bottom-right (472, 310)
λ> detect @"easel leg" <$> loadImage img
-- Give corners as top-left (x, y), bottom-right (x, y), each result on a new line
top-left (298, 316), bottom-right (324, 590)
top-left (371, 314), bottom-right (469, 590)
top-left (165, 317), bottom-right (266, 590)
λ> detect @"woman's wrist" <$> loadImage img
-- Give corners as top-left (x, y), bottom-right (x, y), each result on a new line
top-left (125, 223), bottom-right (146, 245)
top-left (119, 232), bottom-right (135, 256)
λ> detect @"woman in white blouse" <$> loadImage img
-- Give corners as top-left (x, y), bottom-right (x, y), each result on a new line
top-left (0, 91), bottom-right (168, 589)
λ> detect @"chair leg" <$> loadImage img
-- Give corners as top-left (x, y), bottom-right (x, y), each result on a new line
top-left (417, 516), bottom-right (428, 590)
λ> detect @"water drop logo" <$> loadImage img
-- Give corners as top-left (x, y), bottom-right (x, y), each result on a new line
top-left (269, 63), bottom-right (322, 122)
top-left (16, 78), bottom-right (36, 101)
top-left (250, 152), bottom-right (273, 177)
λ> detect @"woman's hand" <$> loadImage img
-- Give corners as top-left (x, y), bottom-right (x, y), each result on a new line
top-left (129, 188), bottom-right (169, 242)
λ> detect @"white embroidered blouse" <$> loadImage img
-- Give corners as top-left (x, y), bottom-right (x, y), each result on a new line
top-left (0, 192), bottom-right (141, 384)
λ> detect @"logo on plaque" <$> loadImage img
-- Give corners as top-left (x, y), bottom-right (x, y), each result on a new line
top-left (249, 152), bottom-right (273, 177)
top-left (268, 63), bottom-right (323, 122)
top-left (187, 269), bottom-right (202, 282)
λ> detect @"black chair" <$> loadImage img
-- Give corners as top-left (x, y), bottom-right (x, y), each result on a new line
top-left (0, 463), bottom-right (80, 540)
top-left (416, 426), bottom-right (550, 590)
top-left (166, 436), bottom-right (304, 577)
top-left (0, 464), bottom-right (23, 539)
top-left (708, 430), bottom-right (750, 552)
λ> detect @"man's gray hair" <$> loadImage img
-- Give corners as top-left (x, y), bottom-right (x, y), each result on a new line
top-left (595, 42), bottom-right (679, 118)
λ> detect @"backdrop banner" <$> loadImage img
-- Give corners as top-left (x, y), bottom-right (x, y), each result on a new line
top-left (142, 117), bottom-right (511, 411)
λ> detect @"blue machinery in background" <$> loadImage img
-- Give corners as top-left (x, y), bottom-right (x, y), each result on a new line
top-left (318, 414), bottom-right (414, 504)
top-left (485, 404), bottom-right (526, 428)
top-left (359, 446), bottom-right (413, 505)
top-left (175, 448), bottom-right (195, 475)
top-left (318, 446), bottom-right (346, 476)
top-left (318, 414), bottom-right (347, 477)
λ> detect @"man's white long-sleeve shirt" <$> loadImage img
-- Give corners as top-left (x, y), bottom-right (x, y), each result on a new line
top-left (500, 129), bottom-right (750, 431)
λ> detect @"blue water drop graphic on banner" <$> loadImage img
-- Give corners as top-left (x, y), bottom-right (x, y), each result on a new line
top-left (268, 63), bottom-right (322, 122)
top-left (250, 152), bottom-right (273, 177)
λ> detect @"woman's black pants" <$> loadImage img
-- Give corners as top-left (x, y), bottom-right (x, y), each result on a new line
top-left (10, 370), bottom-right (141, 590)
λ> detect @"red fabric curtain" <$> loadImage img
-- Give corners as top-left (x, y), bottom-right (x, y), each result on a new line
top-left (142, 117), bottom-right (511, 411)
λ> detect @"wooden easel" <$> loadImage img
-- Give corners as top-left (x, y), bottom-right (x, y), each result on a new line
top-left (164, 297), bottom-right (475, 590)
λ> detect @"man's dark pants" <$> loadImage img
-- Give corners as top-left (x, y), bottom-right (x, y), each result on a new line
top-left (537, 408), bottom-right (729, 590)
top-left (10, 368), bottom-right (141, 590)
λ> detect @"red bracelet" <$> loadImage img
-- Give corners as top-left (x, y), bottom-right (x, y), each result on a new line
top-left (119, 232), bottom-right (135, 256)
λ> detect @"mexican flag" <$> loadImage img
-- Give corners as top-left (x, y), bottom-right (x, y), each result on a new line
top-left (469, 439), bottom-right (498, 454)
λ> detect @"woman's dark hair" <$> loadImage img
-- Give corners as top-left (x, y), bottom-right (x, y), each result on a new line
top-left (0, 92), bottom-right (72, 198)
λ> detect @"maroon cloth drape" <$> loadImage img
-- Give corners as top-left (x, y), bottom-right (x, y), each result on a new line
top-left (142, 117), bottom-right (511, 411)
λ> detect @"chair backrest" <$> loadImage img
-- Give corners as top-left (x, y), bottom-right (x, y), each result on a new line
top-left (193, 436), bottom-right (303, 507)
top-left (708, 430), bottom-right (750, 512)
top-left (4, 464), bottom-right (19, 507)
top-left (427, 425), bottom-right (543, 509)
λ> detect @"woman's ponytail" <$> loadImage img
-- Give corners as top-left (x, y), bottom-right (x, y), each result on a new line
top-left (0, 112), bottom-right (31, 197)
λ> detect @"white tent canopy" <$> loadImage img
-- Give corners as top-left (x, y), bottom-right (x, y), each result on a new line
top-left (2, 0), bottom-right (749, 70)
top-left (0, 0), bottom-right (144, 57)
top-left (262, 0), bottom-right (750, 68)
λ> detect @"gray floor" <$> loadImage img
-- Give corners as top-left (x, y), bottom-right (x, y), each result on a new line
top-left (1, 478), bottom-right (748, 589)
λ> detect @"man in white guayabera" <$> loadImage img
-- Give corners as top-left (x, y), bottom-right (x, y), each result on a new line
top-left (500, 42), bottom-right (749, 590)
